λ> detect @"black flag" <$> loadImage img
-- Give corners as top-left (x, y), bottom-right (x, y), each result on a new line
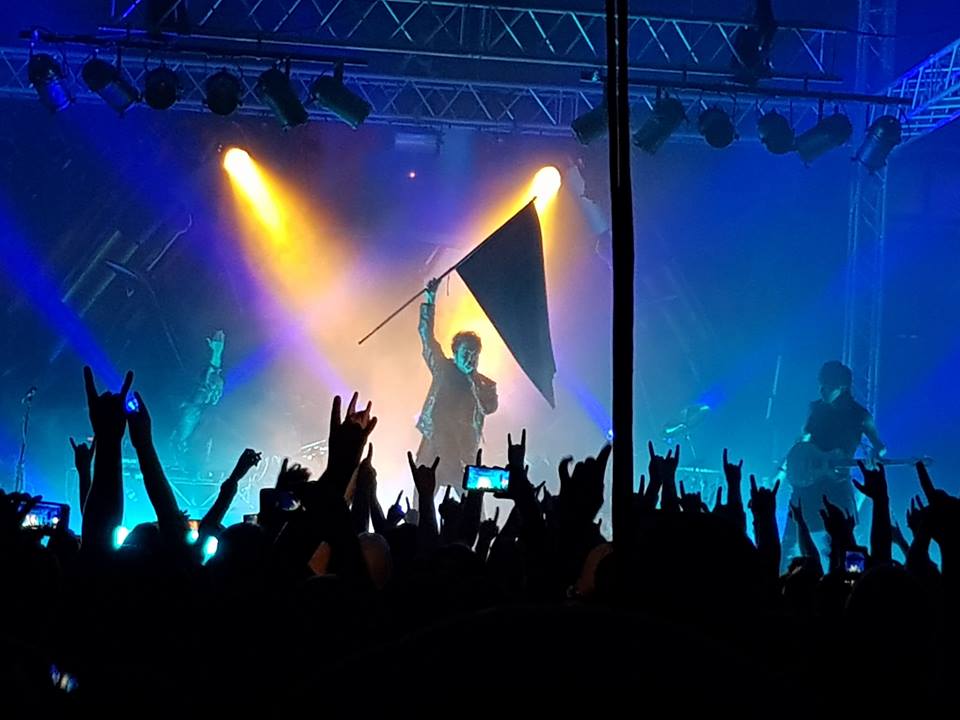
top-left (456, 201), bottom-right (557, 407)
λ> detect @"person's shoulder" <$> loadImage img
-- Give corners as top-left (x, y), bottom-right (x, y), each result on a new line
top-left (850, 398), bottom-right (870, 418)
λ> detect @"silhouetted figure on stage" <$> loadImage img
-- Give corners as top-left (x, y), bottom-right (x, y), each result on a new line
top-left (415, 278), bottom-right (498, 495)
top-left (170, 330), bottom-right (226, 466)
top-left (782, 360), bottom-right (886, 561)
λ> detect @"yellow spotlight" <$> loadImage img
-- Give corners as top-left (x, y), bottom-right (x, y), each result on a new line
top-left (531, 165), bottom-right (562, 212)
top-left (222, 147), bottom-right (282, 234)
top-left (222, 147), bottom-right (252, 174)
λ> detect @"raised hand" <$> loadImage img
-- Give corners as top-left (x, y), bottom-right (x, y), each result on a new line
top-left (207, 329), bottom-right (226, 361)
top-left (230, 448), bottom-right (262, 482)
top-left (906, 495), bottom-right (931, 540)
top-left (507, 429), bottom-right (527, 470)
top-left (326, 392), bottom-right (378, 493)
top-left (679, 480), bottom-right (708, 513)
top-left (70, 436), bottom-right (96, 473)
top-left (438, 485), bottom-right (463, 541)
top-left (915, 461), bottom-right (960, 548)
top-left (407, 452), bottom-right (439, 500)
top-left (356, 443), bottom-right (377, 495)
top-left (635, 474), bottom-right (661, 515)
top-left (71, 436), bottom-right (95, 513)
top-left (83, 367), bottom-right (133, 443)
top-left (722, 448), bottom-right (744, 489)
top-left (385, 491), bottom-right (406, 527)
top-left (819, 495), bottom-right (856, 547)
top-left (277, 457), bottom-right (312, 493)
top-left (649, 441), bottom-right (681, 512)
top-left (478, 506), bottom-right (501, 545)
top-left (125, 392), bottom-right (153, 450)
top-left (558, 444), bottom-right (611, 527)
top-left (854, 461), bottom-right (888, 502)
top-left (424, 277), bottom-right (440, 304)
top-left (748, 475), bottom-right (780, 517)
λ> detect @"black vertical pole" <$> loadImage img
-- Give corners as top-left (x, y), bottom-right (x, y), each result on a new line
top-left (606, 0), bottom-right (635, 543)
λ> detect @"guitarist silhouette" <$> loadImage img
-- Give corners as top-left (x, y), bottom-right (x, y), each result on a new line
top-left (782, 361), bottom-right (886, 561)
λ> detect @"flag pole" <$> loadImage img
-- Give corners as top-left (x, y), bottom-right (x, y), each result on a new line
top-left (357, 202), bottom-right (538, 345)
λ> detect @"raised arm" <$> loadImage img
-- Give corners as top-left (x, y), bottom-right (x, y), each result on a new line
top-left (200, 448), bottom-right (261, 533)
top-left (419, 278), bottom-right (444, 373)
top-left (81, 368), bottom-right (132, 551)
top-left (170, 331), bottom-right (226, 455)
top-left (128, 392), bottom-right (188, 538)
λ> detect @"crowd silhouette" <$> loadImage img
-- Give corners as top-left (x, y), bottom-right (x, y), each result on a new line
top-left (1, 366), bottom-right (958, 713)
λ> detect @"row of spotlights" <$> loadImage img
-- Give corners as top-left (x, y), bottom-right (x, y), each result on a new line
top-left (572, 100), bottom-right (901, 171)
top-left (27, 53), bottom-right (372, 130)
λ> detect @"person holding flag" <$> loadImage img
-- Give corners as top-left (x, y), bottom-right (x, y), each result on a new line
top-left (414, 277), bottom-right (499, 495)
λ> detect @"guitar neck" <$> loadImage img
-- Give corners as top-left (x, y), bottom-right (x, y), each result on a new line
top-left (836, 458), bottom-right (924, 469)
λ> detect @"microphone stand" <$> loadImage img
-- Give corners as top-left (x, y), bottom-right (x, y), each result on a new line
top-left (14, 388), bottom-right (36, 493)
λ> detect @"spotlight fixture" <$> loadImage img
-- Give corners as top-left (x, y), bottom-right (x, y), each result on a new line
top-left (143, 66), bottom-right (179, 110)
top-left (794, 111), bottom-right (853, 164)
top-left (854, 115), bottom-right (902, 173)
top-left (81, 57), bottom-right (139, 115)
top-left (28, 53), bottom-right (72, 113)
top-left (571, 100), bottom-right (608, 145)
top-left (632, 97), bottom-right (686, 154)
top-left (309, 63), bottom-right (371, 129)
top-left (757, 111), bottom-right (795, 154)
top-left (698, 107), bottom-right (737, 148)
top-left (204, 70), bottom-right (243, 116)
top-left (256, 66), bottom-right (308, 129)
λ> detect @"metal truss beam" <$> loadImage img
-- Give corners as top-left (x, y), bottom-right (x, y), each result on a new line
top-left (0, 44), bottom-right (842, 141)
top-left (843, 0), bottom-right (896, 417)
top-left (881, 36), bottom-right (960, 144)
top-left (105, 1), bottom-right (845, 82)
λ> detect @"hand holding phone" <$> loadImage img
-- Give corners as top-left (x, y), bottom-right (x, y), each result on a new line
top-left (462, 465), bottom-right (510, 493)
top-left (844, 550), bottom-right (866, 575)
top-left (21, 501), bottom-right (70, 534)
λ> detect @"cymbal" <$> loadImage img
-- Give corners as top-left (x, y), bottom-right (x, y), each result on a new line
top-left (677, 466), bottom-right (723, 475)
top-left (663, 403), bottom-right (710, 436)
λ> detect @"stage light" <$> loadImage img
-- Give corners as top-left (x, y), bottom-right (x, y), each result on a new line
top-left (757, 111), bottom-right (794, 154)
top-left (222, 147), bottom-right (282, 232)
top-left (28, 53), bottom-right (72, 113)
top-left (144, 66), bottom-right (179, 110)
top-left (187, 528), bottom-right (200, 544)
top-left (113, 526), bottom-right (129, 549)
top-left (310, 64), bottom-right (371, 129)
top-left (854, 115), bottom-right (902, 173)
top-left (698, 107), bottom-right (737, 148)
top-left (571, 100), bottom-right (608, 145)
top-left (632, 97), bottom-right (686, 154)
top-left (532, 166), bottom-right (562, 212)
top-left (223, 147), bottom-right (252, 174)
top-left (795, 111), bottom-right (853, 164)
top-left (81, 57), bottom-right (139, 115)
top-left (204, 69), bottom-right (243, 116)
top-left (256, 66), bottom-right (308, 129)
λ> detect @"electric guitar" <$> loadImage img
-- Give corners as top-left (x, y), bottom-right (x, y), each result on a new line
top-left (785, 442), bottom-right (932, 489)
